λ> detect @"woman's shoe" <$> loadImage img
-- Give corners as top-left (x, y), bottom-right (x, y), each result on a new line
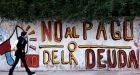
top-left (28, 72), bottom-right (35, 75)
top-left (8, 69), bottom-right (13, 75)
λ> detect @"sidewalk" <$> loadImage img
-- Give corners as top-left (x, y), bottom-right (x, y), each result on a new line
top-left (0, 70), bottom-right (140, 75)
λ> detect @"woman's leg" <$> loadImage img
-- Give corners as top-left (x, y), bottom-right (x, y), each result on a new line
top-left (21, 55), bottom-right (31, 73)
top-left (9, 56), bottom-right (20, 75)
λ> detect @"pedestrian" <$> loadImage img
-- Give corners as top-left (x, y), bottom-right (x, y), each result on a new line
top-left (9, 31), bottom-right (35, 75)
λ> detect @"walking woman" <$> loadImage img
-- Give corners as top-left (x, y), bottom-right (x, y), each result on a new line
top-left (9, 31), bottom-right (35, 75)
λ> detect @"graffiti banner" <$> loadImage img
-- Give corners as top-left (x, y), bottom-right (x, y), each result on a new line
top-left (0, 18), bottom-right (140, 71)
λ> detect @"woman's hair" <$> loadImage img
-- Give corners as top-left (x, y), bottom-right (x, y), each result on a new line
top-left (21, 31), bottom-right (27, 36)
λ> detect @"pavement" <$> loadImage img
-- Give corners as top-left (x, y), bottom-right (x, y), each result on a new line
top-left (0, 70), bottom-right (140, 75)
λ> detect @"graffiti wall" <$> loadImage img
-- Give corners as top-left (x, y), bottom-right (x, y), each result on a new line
top-left (0, 18), bottom-right (140, 71)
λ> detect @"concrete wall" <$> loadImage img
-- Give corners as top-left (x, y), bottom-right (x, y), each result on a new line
top-left (0, 18), bottom-right (140, 71)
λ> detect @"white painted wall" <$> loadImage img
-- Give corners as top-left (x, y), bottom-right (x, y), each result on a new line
top-left (0, 18), bottom-right (140, 71)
